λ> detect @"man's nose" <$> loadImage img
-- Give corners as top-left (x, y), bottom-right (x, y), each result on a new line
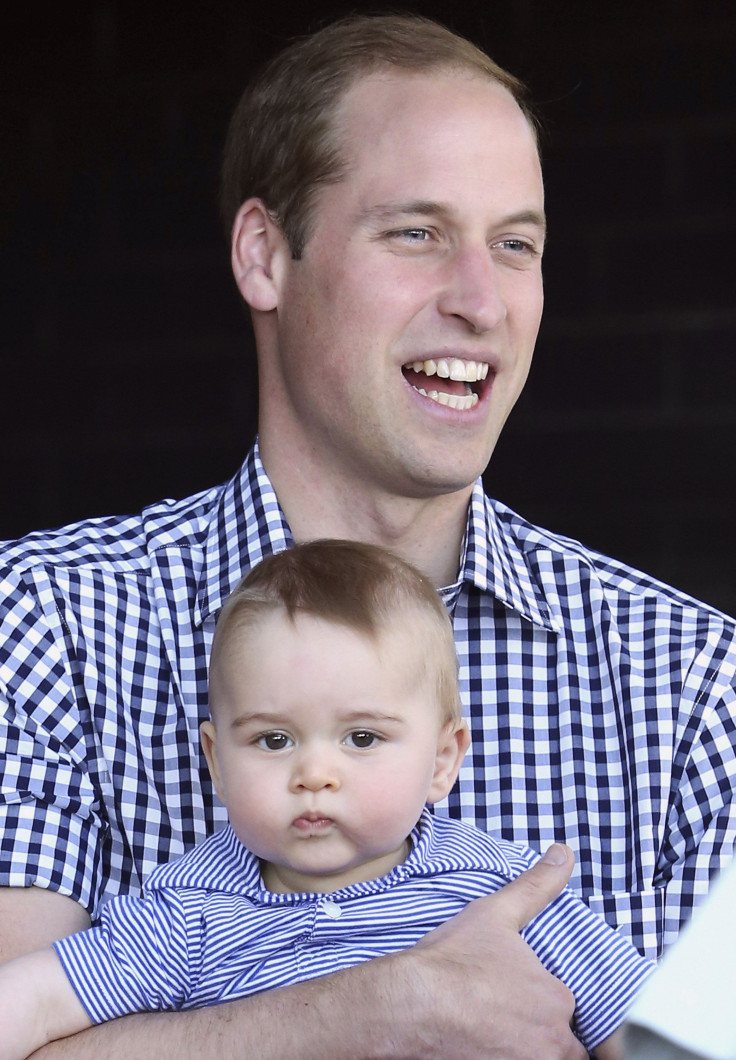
top-left (436, 244), bottom-right (507, 334)
top-left (289, 747), bottom-right (341, 792)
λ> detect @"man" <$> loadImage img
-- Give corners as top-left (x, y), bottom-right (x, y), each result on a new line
top-left (1, 14), bottom-right (734, 1059)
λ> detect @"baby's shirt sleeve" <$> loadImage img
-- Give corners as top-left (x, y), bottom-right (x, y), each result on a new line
top-left (520, 869), bottom-right (655, 1051)
top-left (53, 885), bottom-right (202, 1022)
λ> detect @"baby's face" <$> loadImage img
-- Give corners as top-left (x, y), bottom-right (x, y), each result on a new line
top-left (201, 610), bottom-right (466, 893)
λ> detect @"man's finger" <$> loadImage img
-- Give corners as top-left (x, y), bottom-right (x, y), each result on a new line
top-left (490, 844), bottom-right (576, 931)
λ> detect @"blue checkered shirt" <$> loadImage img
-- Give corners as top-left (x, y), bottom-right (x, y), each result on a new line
top-left (1, 441), bottom-right (735, 960)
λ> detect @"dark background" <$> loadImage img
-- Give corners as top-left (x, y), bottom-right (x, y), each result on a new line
top-left (3, 1), bottom-right (735, 612)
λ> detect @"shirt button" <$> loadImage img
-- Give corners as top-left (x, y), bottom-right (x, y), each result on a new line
top-left (322, 899), bottom-right (342, 919)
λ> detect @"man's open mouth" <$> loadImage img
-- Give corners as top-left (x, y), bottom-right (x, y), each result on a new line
top-left (402, 358), bottom-right (489, 410)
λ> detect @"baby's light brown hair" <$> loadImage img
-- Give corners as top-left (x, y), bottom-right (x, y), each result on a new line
top-left (209, 539), bottom-right (462, 723)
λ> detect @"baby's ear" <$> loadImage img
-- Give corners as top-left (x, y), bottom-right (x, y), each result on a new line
top-left (200, 720), bottom-right (226, 805)
top-left (230, 198), bottom-right (288, 312)
top-left (427, 720), bottom-right (470, 804)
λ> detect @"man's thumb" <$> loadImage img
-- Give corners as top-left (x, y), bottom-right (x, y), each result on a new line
top-left (493, 843), bottom-right (575, 931)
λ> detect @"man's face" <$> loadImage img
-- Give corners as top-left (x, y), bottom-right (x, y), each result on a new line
top-left (263, 70), bottom-right (545, 501)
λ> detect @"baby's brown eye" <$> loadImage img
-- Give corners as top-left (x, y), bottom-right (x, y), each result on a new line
top-left (348, 731), bottom-right (377, 749)
top-left (259, 732), bottom-right (290, 750)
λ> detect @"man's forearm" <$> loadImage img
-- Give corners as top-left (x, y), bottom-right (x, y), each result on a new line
top-left (30, 954), bottom-right (415, 1060)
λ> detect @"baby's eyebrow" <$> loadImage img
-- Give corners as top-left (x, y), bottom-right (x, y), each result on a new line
top-left (229, 711), bottom-right (283, 729)
top-left (226, 709), bottom-right (408, 730)
top-left (338, 710), bottom-right (407, 725)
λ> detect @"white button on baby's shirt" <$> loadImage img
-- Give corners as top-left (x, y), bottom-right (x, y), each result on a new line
top-left (322, 900), bottom-right (342, 919)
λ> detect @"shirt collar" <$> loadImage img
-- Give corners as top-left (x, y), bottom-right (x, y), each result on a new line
top-left (449, 480), bottom-right (561, 633)
top-left (195, 447), bottom-right (559, 633)
top-left (195, 439), bottom-right (292, 626)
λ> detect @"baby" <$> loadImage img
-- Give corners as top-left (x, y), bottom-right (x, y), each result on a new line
top-left (0, 540), bottom-right (652, 1057)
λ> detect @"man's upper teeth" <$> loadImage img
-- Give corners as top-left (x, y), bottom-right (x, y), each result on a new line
top-left (410, 358), bottom-right (489, 382)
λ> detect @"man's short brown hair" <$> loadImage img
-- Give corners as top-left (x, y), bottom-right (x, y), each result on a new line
top-left (221, 13), bottom-right (534, 259)
top-left (210, 539), bottom-right (463, 723)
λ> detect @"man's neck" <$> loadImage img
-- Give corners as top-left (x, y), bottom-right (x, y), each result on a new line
top-left (260, 442), bottom-right (472, 589)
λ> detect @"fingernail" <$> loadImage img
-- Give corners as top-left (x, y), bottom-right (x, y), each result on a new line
top-left (542, 843), bottom-right (567, 865)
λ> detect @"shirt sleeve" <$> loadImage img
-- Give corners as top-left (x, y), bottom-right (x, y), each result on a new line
top-left (0, 565), bottom-right (105, 912)
top-left (521, 877), bottom-right (656, 1052)
top-left (658, 673), bottom-right (736, 943)
top-left (586, 650), bottom-right (736, 960)
top-left (53, 887), bottom-right (200, 1021)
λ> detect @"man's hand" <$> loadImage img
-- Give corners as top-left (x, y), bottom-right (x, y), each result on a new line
top-left (399, 843), bottom-right (588, 1059)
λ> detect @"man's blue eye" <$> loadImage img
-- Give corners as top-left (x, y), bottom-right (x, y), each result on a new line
top-left (388, 228), bottom-right (430, 242)
top-left (498, 239), bottom-right (532, 253)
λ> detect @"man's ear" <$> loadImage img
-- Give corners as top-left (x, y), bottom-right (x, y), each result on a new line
top-left (200, 720), bottom-right (227, 806)
top-left (230, 198), bottom-right (287, 312)
top-left (427, 720), bottom-right (471, 805)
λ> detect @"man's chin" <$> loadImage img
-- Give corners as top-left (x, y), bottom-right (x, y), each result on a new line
top-left (399, 467), bottom-right (486, 502)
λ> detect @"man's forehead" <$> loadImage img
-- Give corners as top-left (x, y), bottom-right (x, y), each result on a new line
top-left (327, 70), bottom-right (543, 216)
top-left (334, 67), bottom-right (539, 164)
top-left (339, 66), bottom-right (529, 121)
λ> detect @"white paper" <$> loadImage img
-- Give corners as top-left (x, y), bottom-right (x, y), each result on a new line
top-left (624, 855), bottom-right (736, 1060)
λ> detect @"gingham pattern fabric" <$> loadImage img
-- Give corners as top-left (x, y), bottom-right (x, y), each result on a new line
top-left (53, 810), bottom-right (653, 1052)
top-left (2, 442), bottom-right (735, 960)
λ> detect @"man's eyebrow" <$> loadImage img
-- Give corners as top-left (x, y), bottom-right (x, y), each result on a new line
top-left (359, 201), bottom-right (546, 236)
top-left (501, 209), bottom-right (547, 233)
top-left (358, 200), bottom-right (449, 224)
